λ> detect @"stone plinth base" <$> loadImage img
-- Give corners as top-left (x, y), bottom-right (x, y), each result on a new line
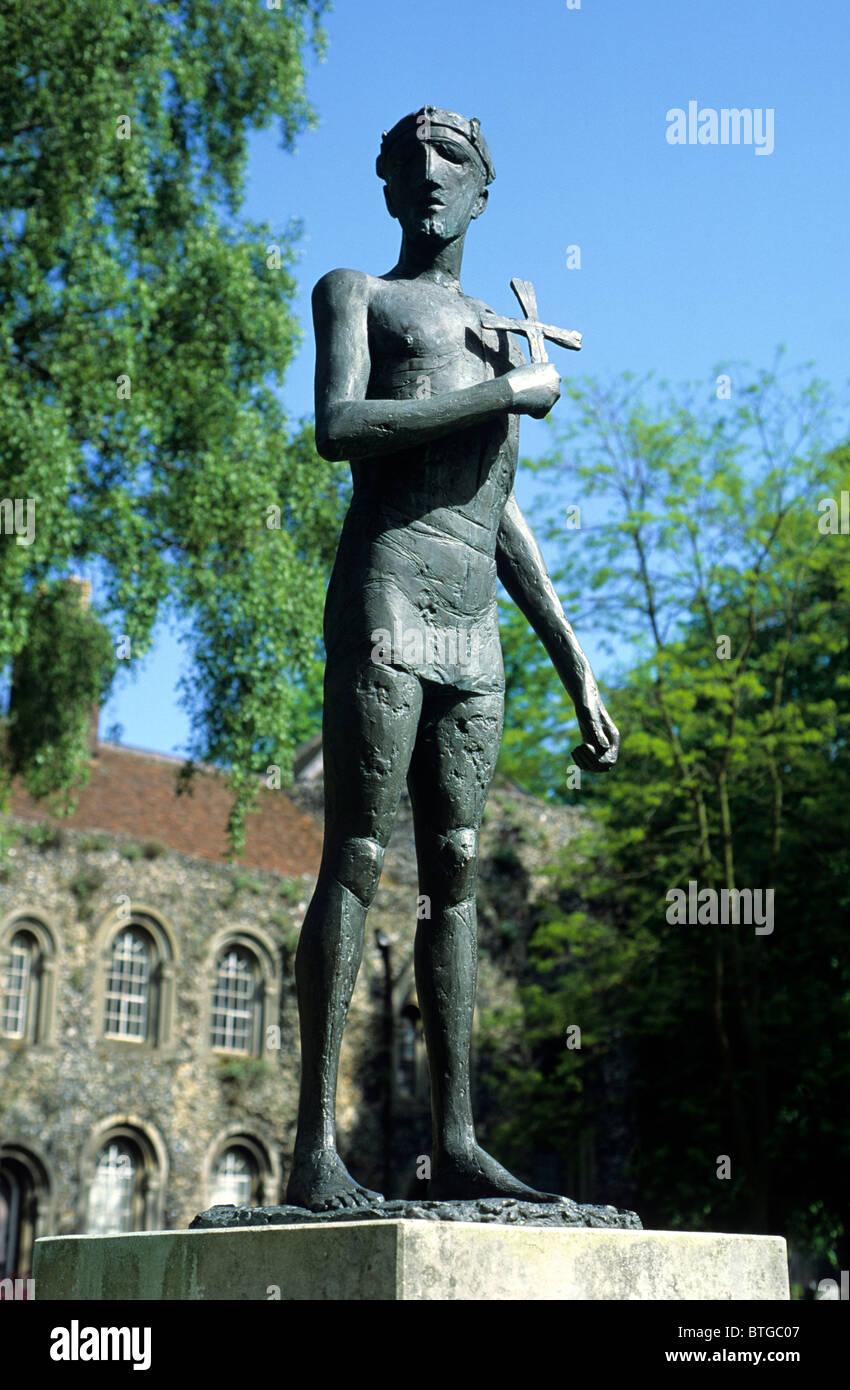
top-left (34, 1222), bottom-right (789, 1300)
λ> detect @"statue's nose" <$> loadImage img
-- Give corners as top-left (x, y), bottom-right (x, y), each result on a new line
top-left (415, 139), bottom-right (444, 184)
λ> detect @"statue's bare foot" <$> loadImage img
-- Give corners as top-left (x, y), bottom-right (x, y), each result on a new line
top-left (429, 1145), bottom-right (568, 1204)
top-left (286, 1149), bottom-right (385, 1212)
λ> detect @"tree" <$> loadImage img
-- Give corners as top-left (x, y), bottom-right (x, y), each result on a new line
top-left (0, 0), bottom-right (345, 849)
top-left (4, 579), bottom-right (115, 809)
top-left (486, 362), bottom-right (850, 1267)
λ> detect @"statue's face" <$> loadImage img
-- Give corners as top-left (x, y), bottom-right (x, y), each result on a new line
top-left (383, 130), bottom-right (488, 243)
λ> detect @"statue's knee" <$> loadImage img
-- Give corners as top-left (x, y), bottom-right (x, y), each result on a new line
top-left (335, 836), bottom-right (385, 908)
top-left (433, 827), bottom-right (478, 906)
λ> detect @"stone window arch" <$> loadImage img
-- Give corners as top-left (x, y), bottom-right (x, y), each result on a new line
top-left (205, 930), bottom-right (280, 1058)
top-left (0, 912), bottom-right (58, 1046)
top-left (0, 1143), bottom-right (53, 1280)
top-left (94, 906), bottom-right (177, 1050)
top-left (81, 1118), bottom-right (167, 1234)
top-left (204, 1131), bottom-right (279, 1209)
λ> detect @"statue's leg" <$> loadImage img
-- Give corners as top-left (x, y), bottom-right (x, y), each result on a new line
top-left (408, 684), bottom-right (567, 1204)
top-left (287, 658), bottom-right (422, 1212)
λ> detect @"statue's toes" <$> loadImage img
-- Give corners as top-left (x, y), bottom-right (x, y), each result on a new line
top-left (357, 1186), bottom-right (383, 1205)
top-left (319, 1191), bottom-right (351, 1212)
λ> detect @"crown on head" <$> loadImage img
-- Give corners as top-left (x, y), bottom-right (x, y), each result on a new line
top-left (376, 106), bottom-right (496, 185)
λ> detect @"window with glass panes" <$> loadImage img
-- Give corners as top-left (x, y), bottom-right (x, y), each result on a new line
top-left (104, 929), bottom-right (151, 1040)
top-left (1, 931), bottom-right (35, 1038)
top-left (398, 1015), bottom-right (417, 1094)
top-left (86, 1141), bottom-right (137, 1235)
top-left (209, 1146), bottom-right (257, 1207)
top-left (0, 1171), bottom-right (17, 1277)
top-left (211, 948), bottom-right (258, 1052)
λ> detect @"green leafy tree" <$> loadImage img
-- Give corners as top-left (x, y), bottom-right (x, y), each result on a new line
top-left (0, 0), bottom-right (345, 849)
top-left (487, 363), bottom-right (850, 1266)
top-left (3, 579), bottom-right (115, 807)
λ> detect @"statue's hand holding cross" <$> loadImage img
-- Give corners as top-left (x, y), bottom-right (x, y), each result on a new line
top-left (481, 277), bottom-right (580, 416)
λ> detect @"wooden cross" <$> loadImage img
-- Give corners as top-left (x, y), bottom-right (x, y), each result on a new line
top-left (480, 277), bottom-right (581, 363)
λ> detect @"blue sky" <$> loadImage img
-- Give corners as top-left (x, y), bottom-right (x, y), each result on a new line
top-left (102, 0), bottom-right (850, 754)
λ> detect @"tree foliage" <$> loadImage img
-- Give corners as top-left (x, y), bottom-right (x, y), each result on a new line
top-left (3, 580), bottom-right (115, 807)
top-left (0, 0), bottom-right (345, 849)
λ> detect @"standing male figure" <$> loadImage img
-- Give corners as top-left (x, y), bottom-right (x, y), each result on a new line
top-left (287, 108), bottom-right (619, 1212)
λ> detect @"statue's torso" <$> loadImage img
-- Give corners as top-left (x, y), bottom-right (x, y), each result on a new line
top-left (326, 275), bottom-right (519, 692)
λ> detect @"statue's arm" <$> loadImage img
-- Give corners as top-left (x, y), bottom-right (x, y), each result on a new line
top-left (313, 269), bottom-right (559, 462)
top-left (496, 491), bottom-right (619, 771)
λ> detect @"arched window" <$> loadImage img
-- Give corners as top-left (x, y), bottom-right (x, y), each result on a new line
top-left (96, 909), bottom-right (176, 1049)
top-left (210, 1147), bottom-right (255, 1207)
top-left (87, 1140), bottom-right (138, 1235)
top-left (1, 930), bottom-right (36, 1038)
top-left (206, 1134), bottom-right (276, 1209)
top-left (0, 915), bottom-right (57, 1046)
top-left (204, 929), bottom-right (280, 1062)
top-left (0, 1145), bottom-right (52, 1279)
top-left (0, 1170), bottom-right (19, 1276)
top-left (82, 1122), bottom-right (166, 1234)
top-left (211, 947), bottom-right (261, 1054)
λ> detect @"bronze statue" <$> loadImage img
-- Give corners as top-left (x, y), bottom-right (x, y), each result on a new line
top-left (286, 108), bottom-right (619, 1212)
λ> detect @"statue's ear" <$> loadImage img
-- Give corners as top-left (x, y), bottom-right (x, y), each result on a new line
top-left (471, 187), bottom-right (489, 220)
top-left (382, 183), bottom-right (398, 220)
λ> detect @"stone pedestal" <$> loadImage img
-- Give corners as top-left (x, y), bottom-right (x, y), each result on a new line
top-left (34, 1222), bottom-right (789, 1300)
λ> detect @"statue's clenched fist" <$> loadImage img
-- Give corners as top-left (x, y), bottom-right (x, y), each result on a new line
top-left (506, 361), bottom-right (562, 418)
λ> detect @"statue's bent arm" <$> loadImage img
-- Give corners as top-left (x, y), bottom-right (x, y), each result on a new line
top-left (312, 267), bottom-right (517, 462)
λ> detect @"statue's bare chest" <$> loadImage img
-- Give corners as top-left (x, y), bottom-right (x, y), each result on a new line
top-left (367, 281), bottom-right (504, 397)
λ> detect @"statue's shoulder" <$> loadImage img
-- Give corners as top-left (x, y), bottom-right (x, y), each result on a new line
top-left (312, 267), bottom-right (379, 311)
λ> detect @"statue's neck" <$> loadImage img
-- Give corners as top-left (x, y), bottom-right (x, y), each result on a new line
top-left (392, 231), bottom-right (466, 288)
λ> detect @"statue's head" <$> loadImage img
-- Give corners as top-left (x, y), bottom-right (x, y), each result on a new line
top-left (376, 107), bottom-right (495, 243)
